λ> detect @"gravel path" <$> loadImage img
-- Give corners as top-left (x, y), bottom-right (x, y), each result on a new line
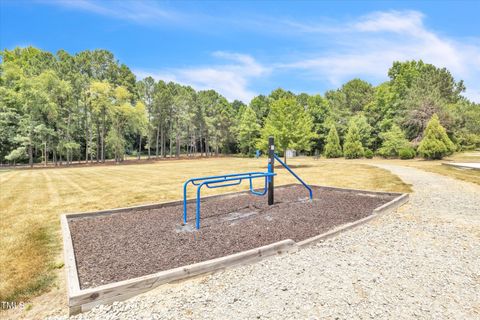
top-left (69, 165), bottom-right (480, 320)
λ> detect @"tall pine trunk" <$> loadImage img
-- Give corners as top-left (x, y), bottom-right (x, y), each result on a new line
top-left (155, 122), bottom-right (160, 158)
top-left (101, 108), bottom-right (106, 163)
top-left (147, 129), bottom-right (151, 159)
top-left (199, 129), bottom-right (203, 157)
top-left (84, 107), bottom-right (89, 163)
top-left (205, 133), bottom-right (209, 157)
top-left (96, 121), bottom-right (100, 163)
top-left (44, 142), bottom-right (47, 167)
top-left (161, 124), bottom-right (165, 158)
top-left (175, 121), bottom-right (180, 158)
top-left (29, 124), bottom-right (33, 168)
top-left (138, 135), bottom-right (142, 160)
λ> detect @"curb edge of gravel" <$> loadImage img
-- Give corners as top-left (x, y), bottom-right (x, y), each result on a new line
top-left (297, 193), bottom-right (409, 248)
top-left (62, 188), bottom-right (408, 316)
top-left (67, 239), bottom-right (297, 315)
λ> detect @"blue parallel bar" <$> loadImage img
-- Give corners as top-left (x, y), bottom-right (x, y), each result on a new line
top-left (249, 176), bottom-right (268, 196)
top-left (273, 154), bottom-right (313, 200)
top-left (183, 173), bottom-right (262, 223)
top-left (189, 172), bottom-right (267, 186)
top-left (183, 172), bottom-right (276, 228)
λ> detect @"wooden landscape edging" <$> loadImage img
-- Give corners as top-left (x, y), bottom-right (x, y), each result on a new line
top-left (297, 192), bottom-right (409, 247)
top-left (61, 185), bottom-right (409, 315)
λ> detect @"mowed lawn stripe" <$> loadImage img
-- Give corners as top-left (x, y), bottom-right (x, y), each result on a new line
top-left (0, 157), bottom-right (411, 304)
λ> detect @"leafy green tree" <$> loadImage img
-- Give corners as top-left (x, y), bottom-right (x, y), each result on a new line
top-left (350, 114), bottom-right (373, 149)
top-left (417, 114), bottom-right (455, 159)
top-left (305, 94), bottom-right (331, 151)
top-left (450, 99), bottom-right (480, 150)
top-left (3, 46), bottom-right (480, 167)
top-left (137, 76), bottom-right (156, 158)
top-left (87, 80), bottom-right (113, 162)
top-left (340, 78), bottom-right (374, 113)
top-left (106, 86), bottom-right (140, 162)
top-left (5, 147), bottom-right (26, 166)
top-left (258, 97), bottom-right (317, 163)
top-left (388, 60), bottom-right (465, 141)
top-left (363, 83), bottom-right (396, 149)
top-left (237, 107), bottom-right (261, 155)
top-left (324, 124), bottom-right (342, 158)
top-left (249, 95), bottom-right (270, 125)
top-left (20, 70), bottom-right (61, 166)
top-left (269, 88), bottom-right (295, 101)
top-left (343, 120), bottom-right (364, 159)
top-left (389, 60), bottom-right (465, 104)
top-left (324, 89), bottom-right (350, 138)
top-left (231, 100), bottom-right (247, 116)
top-left (377, 124), bottom-right (410, 158)
top-left (130, 101), bottom-right (148, 159)
top-left (0, 63), bottom-right (23, 162)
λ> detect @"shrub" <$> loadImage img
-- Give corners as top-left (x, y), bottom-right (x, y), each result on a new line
top-left (377, 124), bottom-right (410, 158)
top-left (399, 147), bottom-right (415, 160)
top-left (324, 124), bottom-right (342, 158)
top-left (344, 121), bottom-right (364, 159)
top-left (364, 149), bottom-right (374, 159)
top-left (417, 114), bottom-right (455, 159)
top-left (454, 131), bottom-right (480, 151)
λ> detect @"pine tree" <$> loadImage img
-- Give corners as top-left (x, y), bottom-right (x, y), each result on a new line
top-left (343, 120), bottom-right (364, 159)
top-left (417, 114), bottom-right (455, 159)
top-left (324, 124), bottom-right (342, 158)
top-left (378, 124), bottom-right (410, 158)
top-left (237, 107), bottom-right (261, 155)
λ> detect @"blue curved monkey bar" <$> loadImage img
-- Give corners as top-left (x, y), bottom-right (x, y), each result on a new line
top-left (182, 137), bottom-right (313, 230)
top-left (183, 171), bottom-right (276, 229)
top-left (274, 154), bottom-right (313, 200)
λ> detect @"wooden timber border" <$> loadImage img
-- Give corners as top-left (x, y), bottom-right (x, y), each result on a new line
top-left (61, 184), bottom-right (409, 315)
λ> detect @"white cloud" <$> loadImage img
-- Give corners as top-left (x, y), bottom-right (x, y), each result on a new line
top-left (48, 0), bottom-right (180, 24)
top-left (352, 10), bottom-right (426, 35)
top-left (135, 52), bottom-right (269, 102)
top-left (98, 6), bottom-right (480, 103)
top-left (281, 10), bottom-right (480, 102)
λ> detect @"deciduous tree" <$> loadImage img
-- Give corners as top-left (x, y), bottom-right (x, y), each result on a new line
top-left (258, 97), bottom-right (317, 163)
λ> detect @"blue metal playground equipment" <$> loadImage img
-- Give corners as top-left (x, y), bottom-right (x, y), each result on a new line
top-left (183, 137), bottom-right (313, 229)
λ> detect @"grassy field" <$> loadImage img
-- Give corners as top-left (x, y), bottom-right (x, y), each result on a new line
top-left (407, 152), bottom-right (480, 185)
top-left (0, 156), bottom-right (412, 311)
top-left (344, 152), bottom-right (480, 186)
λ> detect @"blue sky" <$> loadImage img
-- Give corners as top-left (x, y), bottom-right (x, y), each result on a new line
top-left (1, 0), bottom-right (480, 103)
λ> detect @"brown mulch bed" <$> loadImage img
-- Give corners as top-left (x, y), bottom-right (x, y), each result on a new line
top-left (68, 185), bottom-right (397, 289)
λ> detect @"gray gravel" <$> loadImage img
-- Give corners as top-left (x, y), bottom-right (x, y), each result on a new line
top-left (68, 165), bottom-right (480, 320)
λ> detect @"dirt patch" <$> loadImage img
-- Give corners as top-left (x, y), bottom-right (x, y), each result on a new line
top-left (68, 185), bottom-right (396, 289)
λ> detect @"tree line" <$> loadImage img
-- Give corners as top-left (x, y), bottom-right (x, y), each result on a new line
top-left (1, 47), bottom-right (479, 166)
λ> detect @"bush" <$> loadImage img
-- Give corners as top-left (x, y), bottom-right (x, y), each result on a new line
top-left (454, 131), bottom-right (480, 151)
top-left (418, 114), bottom-right (455, 159)
top-left (377, 124), bottom-right (410, 158)
top-left (364, 149), bottom-right (374, 159)
top-left (399, 147), bottom-right (415, 160)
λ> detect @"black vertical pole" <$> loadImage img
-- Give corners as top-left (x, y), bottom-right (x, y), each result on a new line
top-left (268, 136), bottom-right (274, 205)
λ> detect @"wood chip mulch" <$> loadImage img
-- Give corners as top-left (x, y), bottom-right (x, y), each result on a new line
top-left (68, 185), bottom-right (396, 289)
